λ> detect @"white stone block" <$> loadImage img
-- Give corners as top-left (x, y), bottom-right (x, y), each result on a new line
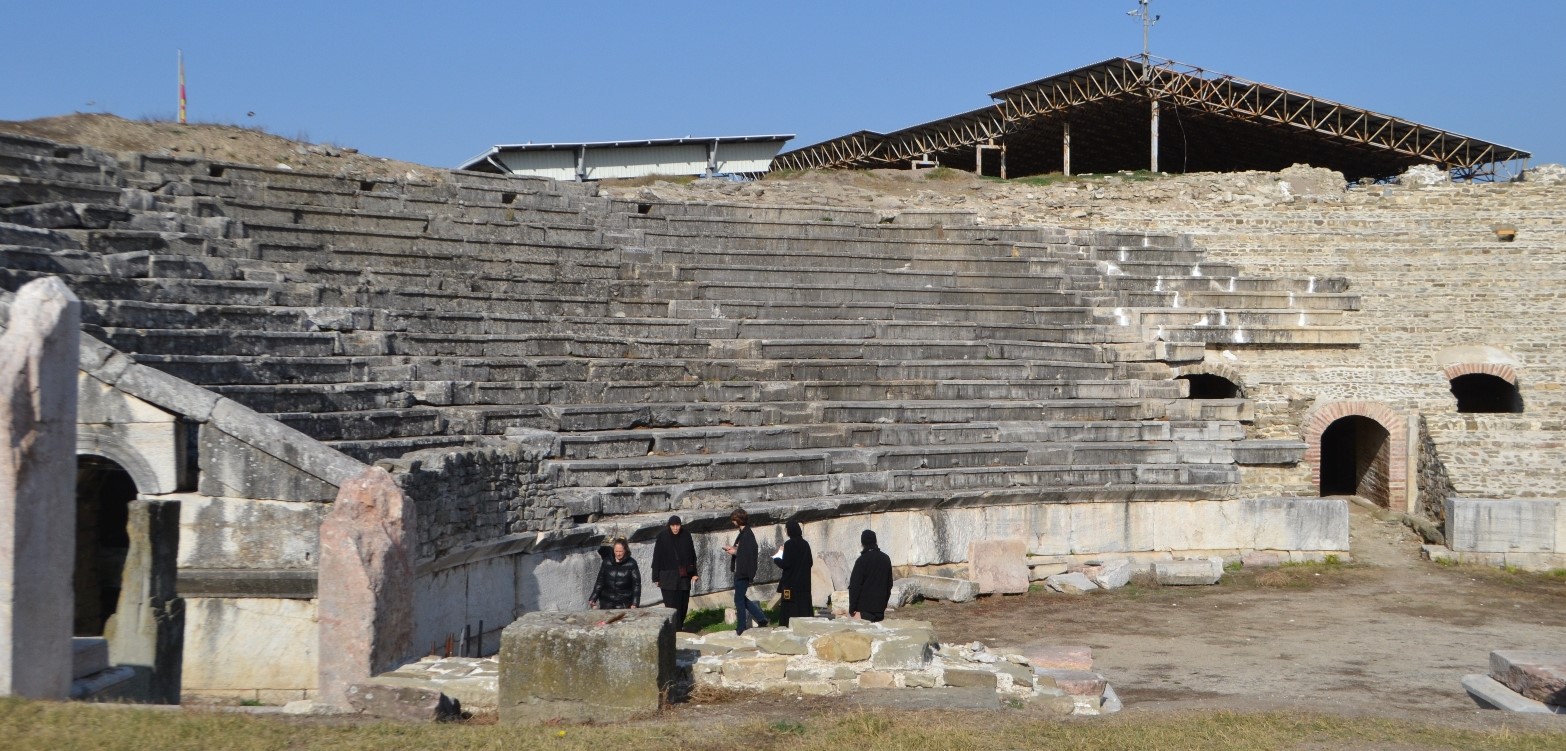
top-left (183, 598), bottom-right (317, 694)
top-left (1447, 498), bottom-right (1558, 553)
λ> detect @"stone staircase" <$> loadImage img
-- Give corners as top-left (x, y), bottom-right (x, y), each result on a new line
top-left (0, 131), bottom-right (1362, 532)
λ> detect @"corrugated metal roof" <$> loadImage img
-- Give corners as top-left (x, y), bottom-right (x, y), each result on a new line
top-left (457, 134), bottom-right (794, 172)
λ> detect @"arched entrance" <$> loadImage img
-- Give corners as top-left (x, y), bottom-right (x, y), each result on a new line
top-left (1318, 416), bottom-right (1392, 506)
top-left (75, 456), bottom-right (137, 637)
top-left (1449, 373), bottom-right (1523, 413)
top-left (1177, 373), bottom-right (1243, 399)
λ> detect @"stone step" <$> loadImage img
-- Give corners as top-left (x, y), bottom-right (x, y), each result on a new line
top-left (625, 213), bottom-right (1051, 242)
top-left (1117, 290), bottom-right (1361, 310)
top-left (665, 263), bottom-right (1068, 292)
top-left (1072, 260), bottom-right (1240, 278)
top-left (238, 220), bottom-right (610, 257)
top-left (1101, 275), bottom-right (1349, 293)
top-left (1131, 309), bottom-right (1351, 327)
top-left (270, 396), bottom-right (1195, 442)
top-left (566, 464), bottom-right (1239, 517)
top-left (554, 419), bottom-right (1243, 459)
top-left (210, 377), bottom-right (1182, 415)
top-left (666, 280), bottom-right (1082, 307)
top-left (135, 353), bottom-right (1123, 387)
top-left (659, 298), bottom-right (1103, 326)
top-left (544, 441), bottom-right (1237, 488)
top-left (0, 175), bottom-right (126, 207)
top-left (73, 637), bottom-right (110, 680)
top-left (650, 246), bottom-right (1058, 274)
top-left (638, 230), bottom-right (1034, 261)
top-left (1154, 325), bottom-right (1362, 346)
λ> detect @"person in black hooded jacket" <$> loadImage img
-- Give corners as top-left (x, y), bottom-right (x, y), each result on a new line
top-left (722, 508), bottom-right (769, 634)
top-left (589, 539), bottom-right (641, 610)
top-left (650, 515), bottom-right (698, 630)
top-left (772, 519), bottom-right (814, 626)
top-left (848, 529), bottom-right (893, 622)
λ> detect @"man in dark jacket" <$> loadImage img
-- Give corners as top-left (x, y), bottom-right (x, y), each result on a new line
top-left (722, 508), bottom-right (769, 634)
top-left (848, 529), bottom-right (893, 622)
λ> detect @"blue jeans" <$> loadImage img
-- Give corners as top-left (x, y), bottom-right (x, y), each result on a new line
top-left (732, 577), bottom-right (768, 633)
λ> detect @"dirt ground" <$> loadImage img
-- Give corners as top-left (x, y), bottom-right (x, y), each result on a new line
top-left (0, 113), bottom-right (446, 182)
top-left (899, 505), bottom-right (1566, 729)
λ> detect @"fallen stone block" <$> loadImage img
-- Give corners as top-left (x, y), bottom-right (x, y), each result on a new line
top-left (813, 631), bottom-right (872, 663)
top-left (1045, 572), bottom-right (1099, 594)
top-left (787, 617), bottom-right (853, 637)
top-left (1035, 669), bottom-right (1107, 697)
top-left (943, 668), bottom-right (998, 689)
top-left (753, 630), bottom-right (808, 655)
top-left (870, 634), bottom-right (935, 670)
top-left (1463, 674), bottom-right (1566, 714)
top-left (1490, 651), bottom-right (1566, 705)
top-left (723, 655), bottom-right (790, 686)
top-left (498, 608), bottom-right (676, 724)
top-left (1240, 551), bottom-right (1283, 568)
top-left (969, 538), bottom-right (1030, 594)
top-left (892, 575), bottom-right (979, 604)
top-left (995, 661), bottom-right (1033, 688)
top-left (1153, 558), bottom-right (1222, 586)
top-left (1088, 559), bottom-right (1132, 590)
top-left (1024, 646), bottom-right (1093, 671)
top-left (859, 670), bottom-right (897, 689)
top-left (344, 683), bottom-right (459, 721)
top-left (1100, 684), bottom-right (1123, 713)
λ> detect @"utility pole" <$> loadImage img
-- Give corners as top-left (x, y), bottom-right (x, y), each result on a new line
top-left (1128, 0), bottom-right (1159, 60)
top-left (177, 50), bottom-right (187, 124)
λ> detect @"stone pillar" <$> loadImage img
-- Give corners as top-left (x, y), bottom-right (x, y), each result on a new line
top-left (0, 277), bottom-right (81, 699)
top-left (316, 466), bottom-right (414, 707)
top-left (103, 500), bottom-right (183, 703)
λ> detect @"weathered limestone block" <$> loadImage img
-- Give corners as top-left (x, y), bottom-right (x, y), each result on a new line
top-left (870, 634), bottom-right (935, 670)
top-left (1490, 651), bottom-right (1566, 705)
top-left (892, 575), bottom-right (979, 603)
top-left (1024, 646), bottom-right (1093, 671)
top-left (317, 467), bottom-right (416, 707)
top-left (103, 500), bottom-right (183, 704)
top-left (860, 670), bottom-right (896, 688)
top-left (813, 631), bottom-right (872, 662)
top-left (1241, 551), bottom-right (1284, 568)
top-left (1088, 559), bottom-right (1132, 590)
top-left (1447, 499), bottom-right (1559, 553)
top-left (1045, 572), bottom-right (1098, 594)
top-left (1153, 558), bottom-right (1223, 585)
top-left (996, 661), bottom-right (1034, 687)
top-left (787, 617), bottom-right (853, 637)
top-left (943, 668), bottom-right (998, 688)
top-left (499, 608), bottom-right (676, 723)
top-left (344, 682), bottom-right (459, 721)
top-left (1035, 669), bottom-right (1108, 697)
top-left (753, 630), bottom-right (808, 655)
top-left (1463, 674), bottom-right (1566, 714)
top-left (0, 277), bottom-right (79, 699)
top-left (969, 538), bottom-right (1029, 594)
top-left (722, 654), bottom-right (790, 686)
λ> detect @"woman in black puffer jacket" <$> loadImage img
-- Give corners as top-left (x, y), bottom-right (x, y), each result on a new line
top-left (590, 539), bottom-right (642, 610)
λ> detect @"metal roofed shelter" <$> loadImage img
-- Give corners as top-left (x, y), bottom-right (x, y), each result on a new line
top-left (774, 56), bottom-right (1530, 182)
top-left (459, 135), bottom-right (794, 181)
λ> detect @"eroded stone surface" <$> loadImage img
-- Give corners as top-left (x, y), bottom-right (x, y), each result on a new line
top-left (317, 467), bottom-right (416, 707)
top-left (0, 277), bottom-right (79, 700)
top-left (969, 538), bottom-right (1030, 594)
top-left (499, 608), bottom-right (676, 723)
top-left (1490, 651), bottom-right (1566, 705)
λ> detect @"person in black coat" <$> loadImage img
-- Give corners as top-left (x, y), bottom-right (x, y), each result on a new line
top-left (589, 539), bottom-right (641, 610)
top-left (650, 515), bottom-right (698, 630)
top-left (722, 508), bottom-right (769, 634)
top-left (772, 519), bottom-right (814, 627)
top-left (848, 529), bottom-right (893, 622)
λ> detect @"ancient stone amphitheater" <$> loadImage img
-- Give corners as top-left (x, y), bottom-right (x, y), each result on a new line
top-left (1, 131), bottom-right (1560, 702)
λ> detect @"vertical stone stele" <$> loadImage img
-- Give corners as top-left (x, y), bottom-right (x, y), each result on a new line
top-left (0, 277), bottom-right (80, 699)
top-left (316, 466), bottom-right (415, 707)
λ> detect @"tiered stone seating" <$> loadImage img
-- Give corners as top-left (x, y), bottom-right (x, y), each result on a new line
top-left (0, 132), bottom-right (1358, 527)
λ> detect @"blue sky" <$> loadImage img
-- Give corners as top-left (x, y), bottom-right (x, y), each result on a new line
top-left (4, 1), bottom-right (1562, 169)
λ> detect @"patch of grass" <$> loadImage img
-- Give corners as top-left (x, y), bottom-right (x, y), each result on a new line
top-left (687, 603), bottom-right (783, 634)
top-left (237, 699), bottom-right (263, 707)
top-left (923, 166), bottom-right (963, 181)
top-left (600, 174), bottom-right (698, 188)
top-left (5, 699), bottom-right (1564, 751)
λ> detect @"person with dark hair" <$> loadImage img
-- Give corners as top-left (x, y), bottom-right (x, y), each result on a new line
top-left (650, 515), bottom-right (698, 630)
top-left (772, 519), bottom-right (814, 627)
top-left (722, 508), bottom-right (768, 634)
top-left (589, 538), bottom-right (641, 610)
top-left (848, 529), bottom-right (893, 622)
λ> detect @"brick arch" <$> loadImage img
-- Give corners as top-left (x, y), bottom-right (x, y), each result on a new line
top-left (1440, 362), bottom-right (1518, 385)
top-left (1172, 363), bottom-right (1246, 397)
top-left (1301, 401), bottom-right (1409, 512)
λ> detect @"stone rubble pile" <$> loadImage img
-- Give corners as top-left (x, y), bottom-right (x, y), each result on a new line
top-left (679, 617), bottom-right (1119, 715)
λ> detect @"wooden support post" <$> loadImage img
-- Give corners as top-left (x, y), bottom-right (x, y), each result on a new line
top-left (1150, 99), bottom-right (1160, 173)
top-left (1000, 143), bottom-right (1007, 180)
top-left (975, 144), bottom-right (984, 176)
top-left (1062, 122), bottom-right (1072, 177)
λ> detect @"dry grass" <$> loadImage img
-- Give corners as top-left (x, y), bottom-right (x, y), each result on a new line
top-left (6, 699), bottom-right (1565, 751)
top-left (598, 174), bottom-right (698, 188)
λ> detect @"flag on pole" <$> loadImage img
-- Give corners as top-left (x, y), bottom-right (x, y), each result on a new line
top-left (178, 50), bottom-right (187, 124)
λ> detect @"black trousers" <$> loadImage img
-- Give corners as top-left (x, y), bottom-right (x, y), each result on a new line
top-left (661, 588), bottom-right (690, 630)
